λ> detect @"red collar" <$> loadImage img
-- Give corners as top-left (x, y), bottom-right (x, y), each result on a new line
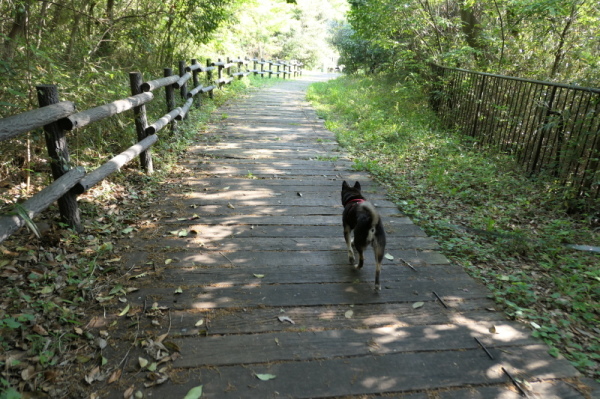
top-left (345, 198), bottom-right (365, 207)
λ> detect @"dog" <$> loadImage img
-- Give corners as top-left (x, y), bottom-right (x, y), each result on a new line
top-left (341, 181), bottom-right (386, 291)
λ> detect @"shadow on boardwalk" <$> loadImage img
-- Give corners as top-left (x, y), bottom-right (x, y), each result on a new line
top-left (97, 72), bottom-right (597, 398)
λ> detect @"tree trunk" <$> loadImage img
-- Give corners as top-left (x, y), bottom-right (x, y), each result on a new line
top-left (2, 0), bottom-right (30, 60)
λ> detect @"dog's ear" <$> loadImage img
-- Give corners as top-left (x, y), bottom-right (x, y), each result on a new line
top-left (353, 181), bottom-right (361, 190)
top-left (342, 181), bottom-right (349, 189)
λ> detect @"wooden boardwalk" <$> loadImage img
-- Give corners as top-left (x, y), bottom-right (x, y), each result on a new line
top-left (100, 73), bottom-right (596, 398)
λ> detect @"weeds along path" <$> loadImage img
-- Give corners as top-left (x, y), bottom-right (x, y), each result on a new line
top-left (92, 72), bottom-right (595, 398)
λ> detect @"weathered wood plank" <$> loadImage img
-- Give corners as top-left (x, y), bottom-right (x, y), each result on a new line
top-left (129, 278), bottom-right (489, 310)
top-left (142, 346), bottom-right (579, 399)
top-left (134, 224), bottom-right (428, 239)
top-left (164, 300), bottom-right (505, 336)
top-left (148, 235), bottom-right (439, 253)
top-left (160, 263), bottom-right (463, 286)
top-left (123, 248), bottom-right (449, 268)
top-left (157, 214), bottom-right (414, 227)
top-left (156, 197), bottom-right (397, 209)
top-left (437, 381), bottom-right (592, 399)
top-left (173, 176), bottom-right (380, 189)
top-left (173, 323), bottom-right (538, 367)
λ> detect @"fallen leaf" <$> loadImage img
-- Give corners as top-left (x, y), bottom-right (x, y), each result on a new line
top-left (108, 369), bottom-right (122, 384)
top-left (119, 304), bottom-right (130, 316)
top-left (123, 385), bottom-right (135, 398)
top-left (344, 310), bottom-right (354, 319)
top-left (489, 325), bottom-right (497, 334)
top-left (21, 365), bottom-right (35, 381)
top-left (174, 287), bottom-right (183, 294)
top-left (277, 316), bottom-right (295, 324)
top-left (97, 337), bottom-right (108, 350)
top-left (85, 366), bottom-right (100, 385)
top-left (227, 203), bottom-right (235, 209)
top-left (256, 373), bottom-right (276, 381)
top-left (253, 274), bottom-right (265, 278)
top-left (412, 302), bottom-right (425, 309)
top-left (195, 319), bottom-right (204, 327)
top-left (139, 357), bottom-right (149, 369)
top-left (384, 253), bottom-right (394, 260)
top-left (32, 324), bottom-right (49, 336)
top-left (183, 385), bottom-right (203, 399)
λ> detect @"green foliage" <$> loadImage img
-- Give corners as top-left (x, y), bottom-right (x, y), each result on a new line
top-left (341, 0), bottom-right (600, 85)
top-left (307, 75), bottom-right (600, 380)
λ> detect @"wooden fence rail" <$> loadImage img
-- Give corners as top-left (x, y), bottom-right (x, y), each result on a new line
top-left (429, 65), bottom-right (600, 205)
top-left (0, 56), bottom-right (302, 243)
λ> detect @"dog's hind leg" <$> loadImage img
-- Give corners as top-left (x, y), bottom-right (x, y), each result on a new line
top-left (343, 225), bottom-right (355, 266)
top-left (356, 248), bottom-right (365, 270)
top-left (373, 242), bottom-right (385, 291)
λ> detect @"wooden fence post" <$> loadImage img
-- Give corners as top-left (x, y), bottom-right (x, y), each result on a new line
top-left (253, 59), bottom-right (258, 77)
top-left (207, 59), bottom-right (214, 99)
top-left (36, 84), bottom-right (82, 232)
top-left (129, 72), bottom-right (153, 174)
top-left (217, 58), bottom-right (224, 86)
top-left (191, 58), bottom-right (201, 109)
top-left (178, 61), bottom-right (188, 100)
top-left (226, 57), bottom-right (232, 77)
top-left (164, 67), bottom-right (177, 134)
top-left (260, 59), bottom-right (265, 78)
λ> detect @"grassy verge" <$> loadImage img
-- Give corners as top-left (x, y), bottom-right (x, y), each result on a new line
top-left (306, 74), bottom-right (600, 381)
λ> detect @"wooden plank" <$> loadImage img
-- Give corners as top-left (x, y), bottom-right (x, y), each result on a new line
top-left (129, 278), bottom-right (490, 310)
top-left (123, 248), bottom-right (450, 268)
top-left (157, 214), bottom-right (415, 227)
top-left (165, 185), bottom-right (388, 200)
top-left (156, 204), bottom-right (401, 217)
top-left (164, 301), bottom-right (505, 336)
top-left (149, 235), bottom-right (440, 253)
top-left (138, 224), bottom-right (428, 239)
top-left (176, 177), bottom-right (382, 189)
top-left (156, 197), bottom-right (398, 209)
top-left (437, 381), bottom-right (591, 399)
top-left (142, 346), bottom-right (579, 399)
top-left (173, 323), bottom-right (538, 367)
top-left (187, 167), bottom-right (355, 176)
top-left (160, 263), bottom-right (465, 285)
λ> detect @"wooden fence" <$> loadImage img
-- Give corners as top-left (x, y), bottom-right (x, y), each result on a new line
top-left (0, 57), bottom-right (302, 243)
top-left (429, 65), bottom-right (600, 205)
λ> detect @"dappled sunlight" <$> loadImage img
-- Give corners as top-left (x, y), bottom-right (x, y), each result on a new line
top-left (361, 376), bottom-right (398, 390)
top-left (467, 322), bottom-right (528, 343)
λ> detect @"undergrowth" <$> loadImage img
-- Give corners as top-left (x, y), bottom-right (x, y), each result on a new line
top-left (306, 74), bottom-right (600, 381)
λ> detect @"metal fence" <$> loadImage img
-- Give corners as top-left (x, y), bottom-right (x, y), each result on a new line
top-left (429, 65), bottom-right (600, 204)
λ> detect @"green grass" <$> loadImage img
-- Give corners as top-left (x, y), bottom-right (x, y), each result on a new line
top-left (307, 74), bottom-right (600, 381)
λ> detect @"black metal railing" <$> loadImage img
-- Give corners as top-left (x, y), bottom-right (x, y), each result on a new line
top-left (429, 65), bottom-right (600, 204)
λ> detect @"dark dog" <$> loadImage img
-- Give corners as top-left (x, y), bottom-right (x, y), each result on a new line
top-left (341, 181), bottom-right (386, 291)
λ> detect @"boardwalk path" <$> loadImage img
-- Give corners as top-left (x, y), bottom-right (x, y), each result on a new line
top-left (103, 73), bottom-right (595, 398)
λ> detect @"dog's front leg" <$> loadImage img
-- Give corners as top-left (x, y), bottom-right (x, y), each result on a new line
top-left (374, 261), bottom-right (381, 291)
top-left (343, 225), bottom-right (355, 265)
